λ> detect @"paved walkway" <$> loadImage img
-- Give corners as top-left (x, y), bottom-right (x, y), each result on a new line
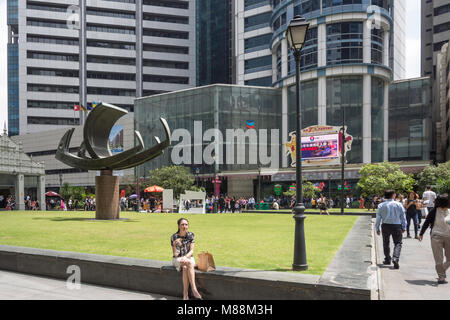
top-left (0, 270), bottom-right (179, 300)
top-left (374, 220), bottom-right (450, 300)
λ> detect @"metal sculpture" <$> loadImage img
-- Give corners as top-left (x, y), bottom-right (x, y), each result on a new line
top-left (55, 102), bottom-right (171, 219)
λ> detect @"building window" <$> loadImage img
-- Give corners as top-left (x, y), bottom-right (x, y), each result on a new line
top-left (87, 40), bottom-right (135, 50)
top-left (143, 44), bottom-right (188, 54)
top-left (87, 55), bottom-right (135, 65)
top-left (371, 28), bottom-right (384, 65)
top-left (272, 13), bottom-right (286, 33)
top-left (27, 2), bottom-right (68, 13)
top-left (27, 101), bottom-right (78, 110)
top-left (27, 51), bottom-right (79, 61)
top-left (27, 67), bottom-right (79, 78)
top-left (27, 116), bottom-right (80, 126)
top-left (87, 24), bottom-right (135, 35)
top-left (28, 84), bottom-right (79, 94)
top-left (322, 0), bottom-right (363, 10)
top-left (245, 33), bottom-right (272, 53)
top-left (327, 22), bottom-right (363, 65)
top-left (244, 12), bottom-right (271, 31)
top-left (143, 13), bottom-right (188, 24)
top-left (87, 71), bottom-right (136, 81)
top-left (87, 87), bottom-right (136, 96)
top-left (245, 0), bottom-right (270, 10)
top-left (143, 74), bottom-right (189, 84)
top-left (27, 18), bottom-right (68, 29)
top-left (434, 4), bottom-right (450, 16)
top-left (143, 28), bottom-right (189, 39)
top-left (143, 0), bottom-right (189, 9)
top-left (143, 59), bottom-right (189, 69)
top-left (86, 8), bottom-right (135, 19)
top-left (245, 76), bottom-right (272, 87)
top-left (245, 55), bottom-right (272, 73)
top-left (295, 0), bottom-right (321, 15)
top-left (27, 35), bottom-right (79, 46)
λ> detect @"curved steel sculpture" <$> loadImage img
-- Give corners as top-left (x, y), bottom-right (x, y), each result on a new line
top-left (55, 102), bottom-right (171, 219)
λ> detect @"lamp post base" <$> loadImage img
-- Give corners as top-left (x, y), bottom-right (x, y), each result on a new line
top-left (292, 203), bottom-right (308, 271)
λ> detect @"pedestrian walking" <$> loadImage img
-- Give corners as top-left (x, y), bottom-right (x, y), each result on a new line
top-left (423, 185), bottom-right (437, 216)
top-left (319, 195), bottom-right (329, 215)
top-left (375, 190), bottom-right (407, 269)
top-left (418, 194), bottom-right (450, 284)
top-left (404, 191), bottom-right (419, 239)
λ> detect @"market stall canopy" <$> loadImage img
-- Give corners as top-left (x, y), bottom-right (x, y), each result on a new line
top-left (144, 185), bottom-right (164, 193)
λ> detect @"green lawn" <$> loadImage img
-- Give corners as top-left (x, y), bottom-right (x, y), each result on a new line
top-left (0, 211), bottom-right (358, 275)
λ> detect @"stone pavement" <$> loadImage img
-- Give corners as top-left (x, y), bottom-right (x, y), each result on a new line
top-left (374, 220), bottom-right (450, 300)
top-left (0, 270), bottom-right (179, 300)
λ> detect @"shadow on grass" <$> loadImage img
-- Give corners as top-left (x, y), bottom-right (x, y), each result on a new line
top-left (32, 217), bottom-right (138, 223)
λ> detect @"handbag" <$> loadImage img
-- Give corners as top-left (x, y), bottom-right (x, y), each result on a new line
top-left (197, 251), bottom-right (216, 272)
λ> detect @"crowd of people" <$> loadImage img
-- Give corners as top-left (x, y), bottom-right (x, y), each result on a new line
top-left (376, 185), bottom-right (450, 285)
top-left (0, 195), bottom-right (16, 210)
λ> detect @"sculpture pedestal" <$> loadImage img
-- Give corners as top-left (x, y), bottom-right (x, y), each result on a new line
top-left (95, 170), bottom-right (119, 220)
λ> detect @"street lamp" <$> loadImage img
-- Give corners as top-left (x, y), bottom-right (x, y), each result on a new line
top-left (286, 15), bottom-right (309, 271)
top-left (328, 173), bottom-right (332, 202)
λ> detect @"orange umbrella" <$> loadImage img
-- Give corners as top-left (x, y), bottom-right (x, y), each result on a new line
top-left (144, 185), bottom-right (164, 193)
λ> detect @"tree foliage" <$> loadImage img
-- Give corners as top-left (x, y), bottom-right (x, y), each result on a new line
top-left (59, 183), bottom-right (86, 202)
top-left (417, 161), bottom-right (450, 194)
top-left (357, 162), bottom-right (415, 197)
top-left (147, 165), bottom-right (196, 197)
top-left (283, 179), bottom-right (320, 199)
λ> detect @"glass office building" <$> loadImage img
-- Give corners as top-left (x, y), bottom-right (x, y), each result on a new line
top-left (135, 84), bottom-right (282, 178)
top-left (389, 77), bottom-right (432, 161)
top-left (267, 0), bottom-right (393, 166)
top-left (196, 0), bottom-right (233, 86)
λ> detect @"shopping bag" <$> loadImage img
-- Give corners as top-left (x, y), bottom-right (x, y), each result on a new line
top-left (197, 251), bottom-right (216, 272)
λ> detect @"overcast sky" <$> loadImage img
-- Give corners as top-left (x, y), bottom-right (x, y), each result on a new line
top-left (0, 0), bottom-right (422, 134)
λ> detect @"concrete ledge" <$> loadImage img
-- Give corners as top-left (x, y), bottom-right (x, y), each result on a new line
top-left (0, 244), bottom-right (369, 300)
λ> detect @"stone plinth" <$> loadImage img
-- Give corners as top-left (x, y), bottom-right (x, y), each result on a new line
top-left (95, 170), bottom-right (119, 220)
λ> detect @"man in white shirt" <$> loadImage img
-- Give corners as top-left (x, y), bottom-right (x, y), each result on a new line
top-left (423, 185), bottom-right (437, 214)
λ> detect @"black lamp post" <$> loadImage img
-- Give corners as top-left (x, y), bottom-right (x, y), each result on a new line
top-left (286, 15), bottom-right (309, 271)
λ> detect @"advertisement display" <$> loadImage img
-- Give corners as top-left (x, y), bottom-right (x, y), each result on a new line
top-left (300, 134), bottom-right (339, 162)
top-left (285, 125), bottom-right (353, 167)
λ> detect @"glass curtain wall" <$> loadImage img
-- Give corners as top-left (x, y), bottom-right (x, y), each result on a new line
top-left (326, 76), bottom-right (363, 164)
top-left (389, 78), bottom-right (431, 161)
top-left (371, 77), bottom-right (384, 163)
top-left (135, 85), bottom-right (282, 176)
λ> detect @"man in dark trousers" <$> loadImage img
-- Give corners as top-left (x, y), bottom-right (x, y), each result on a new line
top-left (375, 190), bottom-right (407, 269)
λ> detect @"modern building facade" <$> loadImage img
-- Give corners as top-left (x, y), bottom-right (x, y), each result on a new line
top-left (234, 0), bottom-right (406, 88)
top-left (196, 0), bottom-right (234, 86)
top-left (7, 0), bottom-right (196, 136)
top-left (436, 41), bottom-right (450, 161)
top-left (135, 84), bottom-right (430, 198)
top-left (268, 0), bottom-right (396, 166)
top-left (0, 126), bottom-right (46, 210)
top-left (421, 0), bottom-right (450, 162)
top-left (389, 77), bottom-right (432, 162)
top-left (421, 0), bottom-right (450, 80)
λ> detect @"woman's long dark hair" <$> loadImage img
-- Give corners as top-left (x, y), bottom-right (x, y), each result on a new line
top-left (176, 218), bottom-right (189, 234)
top-left (435, 194), bottom-right (448, 209)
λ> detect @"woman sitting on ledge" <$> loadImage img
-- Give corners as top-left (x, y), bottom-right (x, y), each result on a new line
top-left (171, 218), bottom-right (203, 300)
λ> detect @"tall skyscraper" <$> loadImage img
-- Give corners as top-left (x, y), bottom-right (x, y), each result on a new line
top-left (421, 0), bottom-right (450, 79)
top-left (232, 0), bottom-right (407, 164)
top-left (7, 0), bottom-right (196, 136)
top-left (234, 1), bottom-right (406, 88)
top-left (196, 0), bottom-right (233, 86)
top-left (421, 0), bottom-right (450, 161)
